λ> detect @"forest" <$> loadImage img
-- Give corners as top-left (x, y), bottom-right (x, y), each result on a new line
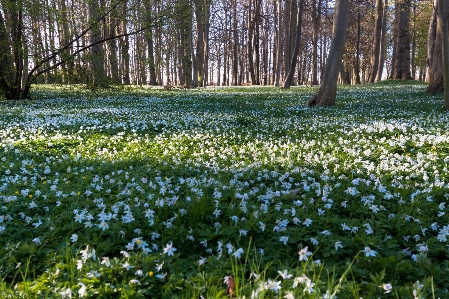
top-left (3, 0), bottom-right (449, 298)
top-left (0, 0), bottom-right (448, 102)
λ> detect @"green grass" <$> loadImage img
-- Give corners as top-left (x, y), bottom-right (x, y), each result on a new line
top-left (0, 81), bottom-right (448, 298)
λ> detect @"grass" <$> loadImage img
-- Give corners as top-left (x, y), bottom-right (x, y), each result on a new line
top-left (0, 81), bottom-right (448, 298)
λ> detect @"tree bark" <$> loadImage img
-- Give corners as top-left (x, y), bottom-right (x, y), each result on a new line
top-left (0, 1), bottom-right (24, 100)
top-left (311, 0), bottom-right (322, 85)
top-left (427, 0), bottom-right (444, 94)
top-left (369, 0), bottom-right (384, 83)
top-left (275, 0), bottom-right (282, 86)
top-left (393, 0), bottom-right (412, 80)
top-left (232, 0), bottom-right (238, 85)
top-left (283, 0), bottom-right (304, 88)
top-left (283, 0), bottom-right (292, 80)
top-left (376, 0), bottom-right (388, 81)
top-left (427, 0), bottom-right (438, 84)
top-left (437, 0), bottom-right (449, 108)
top-left (307, 0), bottom-right (349, 107)
top-left (248, 0), bottom-right (261, 85)
top-left (89, 0), bottom-right (107, 87)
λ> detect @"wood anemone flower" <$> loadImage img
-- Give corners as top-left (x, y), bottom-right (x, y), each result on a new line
top-left (224, 276), bottom-right (235, 298)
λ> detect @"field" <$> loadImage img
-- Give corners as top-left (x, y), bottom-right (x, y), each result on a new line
top-left (1, 82), bottom-right (449, 298)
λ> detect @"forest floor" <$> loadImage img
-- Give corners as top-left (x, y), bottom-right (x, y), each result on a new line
top-left (0, 81), bottom-right (448, 298)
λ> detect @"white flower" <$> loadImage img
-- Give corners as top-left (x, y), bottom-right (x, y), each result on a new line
top-left (101, 257), bottom-right (110, 267)
top-left (380, 283), bottom-right (392, 294)
top-left (279, 236), bottom-right (289, 245)
top-left (266, 279), bottom-right (281, 293)
top-left (163, 242), bottom-right (177, 256)
top-left (233, 248), bottom-right (244, 258)
top-left (76, 260), bottom-right (83, 270)
top-left (303, 218), bottom-right (312, 227)
top-left (198, 256), bottom-right (206, 266)
top-left (283, 291), bottom-right (295, 299)
top-left (70, 234), bottom-right (78, 243)
top-left (78, 282), bottom-right (87, 297)
top-left (277, 269), bottom-right (293, 280)
top-left (122, 262), bottom-right (133, 270)
top-left (334, 241), bottom-right (343, 250)
top-left (298, 246), bottom-right (312, 261)
top-left (155, 261), bottom-right (164, 272)
top-left (129, 279), bottom-right (140, 285)
top-left (362, 246), bottom-right (377, 257)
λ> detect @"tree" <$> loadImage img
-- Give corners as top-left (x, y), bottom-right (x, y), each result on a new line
top-left (88, 0), bottom-right (107, 87)
top-left (283, 0), bottom-right (304, 88)
top-left (369, 0), bottom-right (384, 83)
top-left (311, 0), bottom-right (322, 85)
top-left (392, 0), bottom-right (412, 80)
top-left (307, 0), bottom-right (349, 106)
top-left (0, 0), bottom-right (178, 100)
top-left (427, 0), bottom-right (443, 93)
top-left (376, 0), bottom-right (388, 82)
top-left (437, 0), bottom-right (449, 108)
top-left (0, 0), bottom-right (24, 100)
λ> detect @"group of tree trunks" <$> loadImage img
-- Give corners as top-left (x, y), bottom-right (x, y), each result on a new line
top-left (0, 0), bottom-right (448, 108)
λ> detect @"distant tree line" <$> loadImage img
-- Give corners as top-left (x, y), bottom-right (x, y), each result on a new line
top-left (0, 0), bottom-right (447, 105)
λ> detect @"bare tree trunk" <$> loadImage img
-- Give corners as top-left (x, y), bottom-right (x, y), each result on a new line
top-left (393, 0), bottom-right (412, 80)
top-left (355, 12), bottom-right (361, 84)
top-left (307, 0), bottom-right (349, 107)
top-left (438, 0), bottom-right (449, 109)
top-left (427, 0), bottom-right (438, 83)
top-left (369, 0), bottom-right (384, 83)
top-left (107, 1), bottom-right (120, 84)
top-left (232, 0), bottom-right (238, 85)
top-left (283, 0), bottom-right (291, 80)
top-left (0, 6), bottom-right (17, 100)
top-left (411, 2), bottom-right (417, 79)
top-left (144, 0), bottom-right (157, 85)
top-left (376, 0), bottom-right (388, 81)
top-left (311, 0), bottom-right (321, 85)
top-left (0, 0), bottom-right (25, 100)
top-left (275, 0), bottom-right (282, 86)
top-left (59, 0), bottom-right (74, 83)
top-left (89, 0), bottom-right (107, 87)
top-left (248, 0), bottom-right (261, 85)
top-left (283, 0), bottom-right (304, 88)
top-left (427, 0), bottom-right (444, 93)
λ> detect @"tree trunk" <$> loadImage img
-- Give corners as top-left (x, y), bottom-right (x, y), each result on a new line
top-left (0, 1), bottom-right (24, 100)
top-left (427, 0), bottom-right (438, 83)
top-left (247, 0), bottom-right (261, 85)
top-left (144, 0), bottom-right (157, 85)
top-left (275, 0), bottom-right (282, 86)
top-left (283, 0), bottom-right (291, 80)
top-left (411, 3), bottom-right (417, 79)
top-left (89, 0), bottom-right (107, 87)
top-left (232, 0), bottom-right (238, 85)
top-left (393, 0), bottom-right (412, 80)
top-left (283, 0), bottom-right (304, 88)
top-left (355, 12), bottom-right (361, 84)
top-left (107, 1), bottom-right (120, 84)
top-left (311, 0), bottom-right (322, 85)
top-left (307, 0), bottom-right (349, 107)
top-left (376, 0), bottom-right (388, 81)
top-left (438, 0), bottom-right (449, 108)
top-left (369, 0), bottom-right (384, 83)
top-left (427, 0), bottom-right (444, 94)
top-left (179, 0), bottom-right (192, 87)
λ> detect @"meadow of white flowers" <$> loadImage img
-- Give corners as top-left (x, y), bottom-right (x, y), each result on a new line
top-left (0, 82), bottom-right (448, 298)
